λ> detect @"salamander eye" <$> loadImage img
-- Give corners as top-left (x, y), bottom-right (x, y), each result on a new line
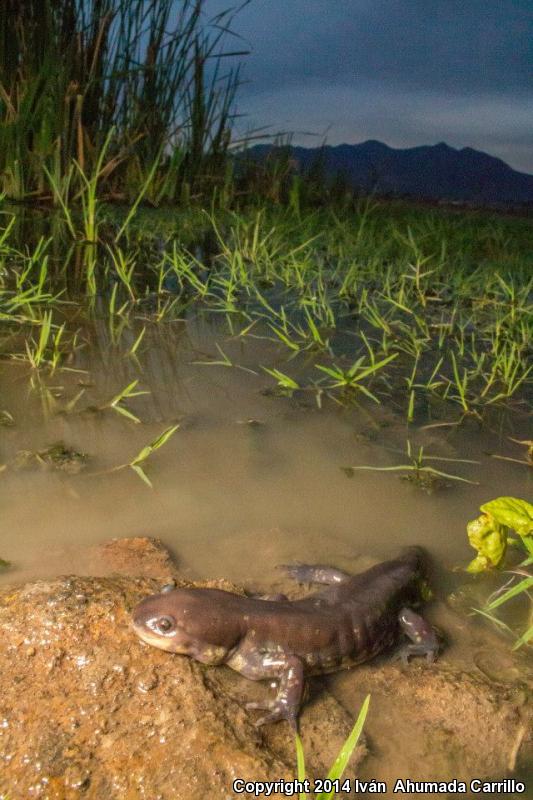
top-left (155, 615), bottom-right (176, 634)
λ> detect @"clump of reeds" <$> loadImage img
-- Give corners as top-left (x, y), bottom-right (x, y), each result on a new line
top-left (0, 0), bottom-right (246, 203)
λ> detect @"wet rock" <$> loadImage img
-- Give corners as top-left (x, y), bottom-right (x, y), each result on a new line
top-left (87, 536), bottom-right (179, 581)
top-left (0, 538), bottom-right (530, 798)
top-left (0, 571), bottom-right (361, 800)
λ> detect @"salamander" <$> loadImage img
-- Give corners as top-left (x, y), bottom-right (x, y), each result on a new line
top-left (132, 547), bottom-right (439, 728)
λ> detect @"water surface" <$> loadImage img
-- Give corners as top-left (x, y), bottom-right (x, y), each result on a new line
top-left (1, 312), bottom-right (530, 592)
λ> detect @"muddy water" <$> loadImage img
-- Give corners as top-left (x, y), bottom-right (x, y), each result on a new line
top-left (0, 313), bottom-right (531, 588)
top-left (0, 312), bottom-right (531, 794)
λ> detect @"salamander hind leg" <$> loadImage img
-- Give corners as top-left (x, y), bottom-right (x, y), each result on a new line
top-left (279, 564), bottom-right (352, 585)
top-left (246, 655), bottom-right (305, 730)
top-left (396, 607), bottom-right (439, 665)
top-left (252, 593), bottom-right (290, 602)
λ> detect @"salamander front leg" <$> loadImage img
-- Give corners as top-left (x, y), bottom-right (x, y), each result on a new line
top-left (246, 655), bottom-right (305, 729)
top-left (396, 607), bottom-right (439, 664)
top-left (279, 564), bottom-right (352, 585)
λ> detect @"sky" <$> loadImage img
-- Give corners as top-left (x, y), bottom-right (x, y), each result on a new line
top-left (204, 0), bottom-right (533, 174)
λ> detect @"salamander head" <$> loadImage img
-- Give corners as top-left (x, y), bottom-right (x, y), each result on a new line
top-left (132, 587), bottom-right (243, 664)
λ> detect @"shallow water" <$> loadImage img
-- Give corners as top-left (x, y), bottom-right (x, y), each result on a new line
top-left (1, 308), bottom-right (532, 792)
top-left (0, 311), bottom-right (531, 591)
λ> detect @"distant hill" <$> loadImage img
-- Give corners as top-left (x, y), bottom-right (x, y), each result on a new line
top-left (242, 140), bottom-right (533, 207)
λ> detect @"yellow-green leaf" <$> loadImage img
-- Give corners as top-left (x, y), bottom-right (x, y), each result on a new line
top-left (480, 497), bottom-right (533, 537)
top-left (467, 513), bottom-right (507, 570)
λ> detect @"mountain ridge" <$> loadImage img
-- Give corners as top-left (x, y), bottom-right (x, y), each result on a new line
top-left (243, 140), bottom-right (533, 207)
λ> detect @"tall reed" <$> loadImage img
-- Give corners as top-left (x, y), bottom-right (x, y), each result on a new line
top-left (0, 0), bottom-right (247, 202)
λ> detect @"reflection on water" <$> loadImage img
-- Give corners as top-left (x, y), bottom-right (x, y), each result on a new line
top-left (0, 311), bottom-right (531, 593)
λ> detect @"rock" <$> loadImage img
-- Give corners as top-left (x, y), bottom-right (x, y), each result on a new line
top-left (0, 570), bottom-right (361, 800)
top-left (87, 536), bottom-right (179, 581)
top-left (0, 538), bottom-right (530, 798)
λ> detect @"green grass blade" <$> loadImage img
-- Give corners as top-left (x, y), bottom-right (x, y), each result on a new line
top-left (131, 424), bottom-right (180, 465)
top-left (262, 367), bottom-right (300, 390)
top-left (130, 464), bottom-right (153, 488)
top-left (321, 694), bottom-right (370, 799)
top-left (421, 466), bottom-right (479, 485)
top-left (471, 607), bottom-right (514, 635)
top-left (353, 352), bottom-right (398, 381)
top-left (148, 424), bottom-right (181, 452)
top-left (485, 577), bottom-right (533, 611)
top-left (512, 624), bottom-right (533, 650)
top-left (115, 151), bottom-right (163, 243)
top-left (348, 464), bottom-right (414, 473)
top-left (112, 404), bottom-right (142, 424)
top-left (294, 733), bottom-right (308, 800)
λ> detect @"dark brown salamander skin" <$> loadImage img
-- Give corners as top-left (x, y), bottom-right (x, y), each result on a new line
top-left (132, 547), bottom-right (439, 728)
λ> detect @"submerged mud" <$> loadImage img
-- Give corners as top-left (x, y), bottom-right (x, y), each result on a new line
top-left (0, 538), bottom-right (530, 799)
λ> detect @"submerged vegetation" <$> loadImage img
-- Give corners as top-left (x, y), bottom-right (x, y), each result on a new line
top-left (12, 442), bottom-right (88, 473)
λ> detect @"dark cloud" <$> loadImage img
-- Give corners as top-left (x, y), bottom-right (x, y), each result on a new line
top-left (205, 0), bottom-right (533, 172)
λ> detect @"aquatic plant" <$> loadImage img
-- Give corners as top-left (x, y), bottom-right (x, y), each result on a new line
top-left (118, 424), bottom-right (180, 487)
top-left (262, 367), bottom-right (301, 397)
top-left (98, 380), bottom-right (150, 424)
top-left (316, 353), bottom-right (398, 404)
top-left (466, 496), bottom-right (533, 649)
top-left (344, 439), bottom-right (479, 490)
top-left (0, 201), bottom-right (531, 436)
top-left (194, 343), bottom-right (258, 375)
